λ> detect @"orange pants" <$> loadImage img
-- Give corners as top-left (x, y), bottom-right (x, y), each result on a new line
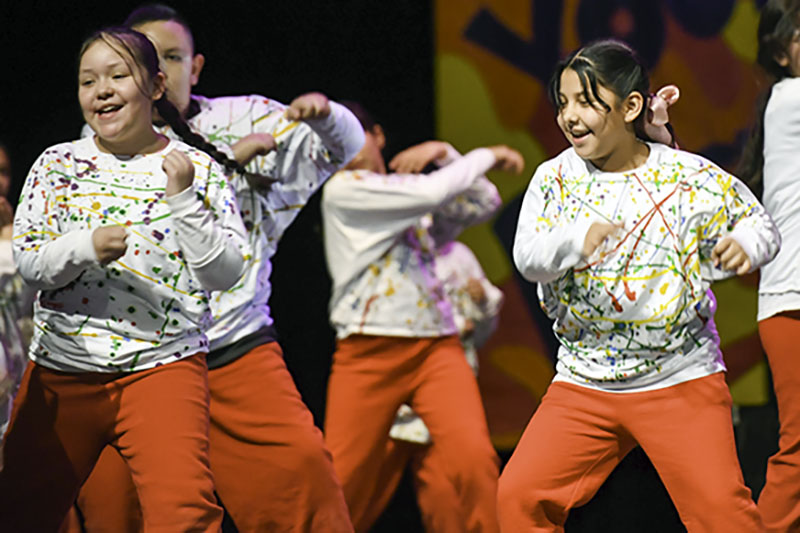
top-left (381, 439), bottom-right (465, 532)
top-left (758, 313), bottom-right (800, 532)
top-left (497, 373), bottom-right (763, 532)
top-left (324, 334), bottom-right (499, 533)
top-left (0, 356), bottom-right (222, 533)
top-left (67, 342), bottom-right (352, 533)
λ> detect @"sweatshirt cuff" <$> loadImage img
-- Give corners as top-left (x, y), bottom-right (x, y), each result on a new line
top-left (164, 186), bottom-right (200, 215)
top-left (74, 229), bottom-right (100, 265)
top-left (729, 225), bottom-right (765, 273)
top-left (434, 143), bottom-right (461, 167)
top-left (304, 100), bottom-right (366, 164)
top-left (570, 215), bottom-right (597, 262)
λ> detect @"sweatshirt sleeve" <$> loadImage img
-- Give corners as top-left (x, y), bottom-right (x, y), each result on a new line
top-left (244, 99), bottom-right (364, 190)
top-left (165, 157), bottom-right (248, 292)
top-left (696, 166), bottom-right (781, 281)
top-left (513, 163), bottom-right (596, 283)
top-left (301, 101), bottom-right (365, 168)
top-left (324, 147), bottom-right (498, 233)
top-left (428, 145), bottom-right (502, 245)
top-left (13, 151), bottom-right (99, 290)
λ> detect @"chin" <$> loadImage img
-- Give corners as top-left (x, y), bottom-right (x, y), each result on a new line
top-left (573, 146), bottom-right (595, 160)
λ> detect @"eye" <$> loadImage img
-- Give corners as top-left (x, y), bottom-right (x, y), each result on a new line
top-left (165, 54), bottom-right (183, 62)
top-left (112, 73), bottom-right (129, 80)
top-left (79, 79), bottom-right (94, 87)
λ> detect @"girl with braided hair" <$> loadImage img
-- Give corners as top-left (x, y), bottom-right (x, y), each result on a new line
top-left (0, 27), bottom-right (250, 531)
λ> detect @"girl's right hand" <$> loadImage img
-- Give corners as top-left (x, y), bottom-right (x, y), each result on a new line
top-left (488, 145), bottom-right (525, 174)
top-left (231, 133), bottom-right (277, 167)
top-left (92, 226), bottom-right (128, 265)
top-left (163, 150), bottom-right (195, 197)
top-left (583, 222), bottom-right (621, 259)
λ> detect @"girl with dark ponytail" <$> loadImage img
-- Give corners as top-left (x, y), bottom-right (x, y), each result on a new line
top-left (500, 38), bottom-right (780, 531)
top-left (743, 2), bottom-right (800, 530)
top-left (0, 26), bottom-right (251, 531)
top-left (68, 5), bottom-right (364, 532)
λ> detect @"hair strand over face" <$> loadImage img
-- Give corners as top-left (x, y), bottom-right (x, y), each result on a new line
top-left (548, 39), bottom-right (651, 133)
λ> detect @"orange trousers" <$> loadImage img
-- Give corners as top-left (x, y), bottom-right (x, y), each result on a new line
top-left (378, 439), bottom-right (466, 533)
top-left (758, 313), bottom-right (800, 532)
top-left (324, 334), bottom-right (500, 533)
top-left (497, 373), bottom-right (763, 532)
top-left (0, 355), bottom-right (223, 533)
top-left (66, 342), bottom-right (352, 533)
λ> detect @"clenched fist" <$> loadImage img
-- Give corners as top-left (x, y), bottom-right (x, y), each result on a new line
top-left (92, 225), bottom-right (128, 265)
top-left (163, 150), bottom-right (195, 197)
top-left (582, 222), bottom-right (621, 259)
top-left (285, 92), bottom-right (331, 121)
top-left (712, 236), bottom-right (751, 275)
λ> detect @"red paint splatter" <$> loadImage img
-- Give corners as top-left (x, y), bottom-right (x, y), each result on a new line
top-left (605, 287), bottom-right (623, 312)
top-left (623, 280), bottom-right (637, 301)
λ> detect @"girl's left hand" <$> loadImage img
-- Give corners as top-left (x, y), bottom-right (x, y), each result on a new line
top-left (388, 141), bottom-right (451, 173)
top-left (466, 278), bottom-right (487, 305)
top-left (712, 237), bottom-right (751, 275)
top-left (163, 150), bottom-right (195, 196)
top-left (286, 92), bottom-right (331, 121)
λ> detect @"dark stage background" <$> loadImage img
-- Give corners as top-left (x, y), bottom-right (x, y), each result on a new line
top-left (0, 2), bottom-right (778, 532)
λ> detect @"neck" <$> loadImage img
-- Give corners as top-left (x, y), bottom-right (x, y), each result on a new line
top-left (95, 128), bottom-right (168, 156)
top-left (591, 138), bottom-right (650, 173)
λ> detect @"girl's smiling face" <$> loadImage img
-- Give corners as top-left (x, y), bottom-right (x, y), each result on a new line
top-left (78, 39), bottom-right (164, 155)
top-left (556, 68), bottom-right (646, 172)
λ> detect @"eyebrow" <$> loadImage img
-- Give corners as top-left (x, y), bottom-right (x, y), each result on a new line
top-left (79, 60), bottom-right (126, 74)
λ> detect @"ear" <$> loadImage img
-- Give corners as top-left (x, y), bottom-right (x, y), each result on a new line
top-left (371, 124), bottom-right (386, 150)
top-left (622, 91), bottom-right (645, 124)
top-left (151, 72), bottom-right (167, 102)
top-left (190, 53), bottom-right (205, 86)
top-left (775, 51), bottom-right (790, 68)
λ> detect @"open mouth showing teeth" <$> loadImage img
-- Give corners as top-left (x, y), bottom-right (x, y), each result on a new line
top-left (98, 105), bottom-right (122, 115)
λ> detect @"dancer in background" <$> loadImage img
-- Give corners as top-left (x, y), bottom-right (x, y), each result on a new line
top-left (500, 39), bottom-right (778, 531)
top-left (0, 143), bottom-right (34, 470)
top-left (322, 101), bottom-right (523, 532)
top-left (739, 1), bottom-right (800, 530)
top-left (73, 4), bottom-right (363, 532)
top-left (387, 239), bottom-right (504, 532)
top-left (0, 27), bottom-right (249, 531)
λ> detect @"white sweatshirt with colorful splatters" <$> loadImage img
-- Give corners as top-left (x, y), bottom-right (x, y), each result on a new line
top-left (164, 97), bottom-right (362, 351)
top-left (323, 145), bottom-right (501, 340)
top-left (82, 97), bottom-right (364, 353)
top-left (12, 137), bottom-right (248, 373)
top-left (514, 143), bottom-right (780, 391)
top-left (389, 240), bottom-right (503, 444)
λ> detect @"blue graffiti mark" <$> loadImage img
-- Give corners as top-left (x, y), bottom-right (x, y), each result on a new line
top-left (463, 0), bottom-right (563, 83)
top-left (464, 0), bottom-right (738, 79)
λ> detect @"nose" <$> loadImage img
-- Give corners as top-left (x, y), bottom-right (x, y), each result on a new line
top-left (561, 103), bottom-right (577, 124)
top-left (561, 102), bottom-right (578, 128)
top-left (96, 77), bottom-right (114, 99)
